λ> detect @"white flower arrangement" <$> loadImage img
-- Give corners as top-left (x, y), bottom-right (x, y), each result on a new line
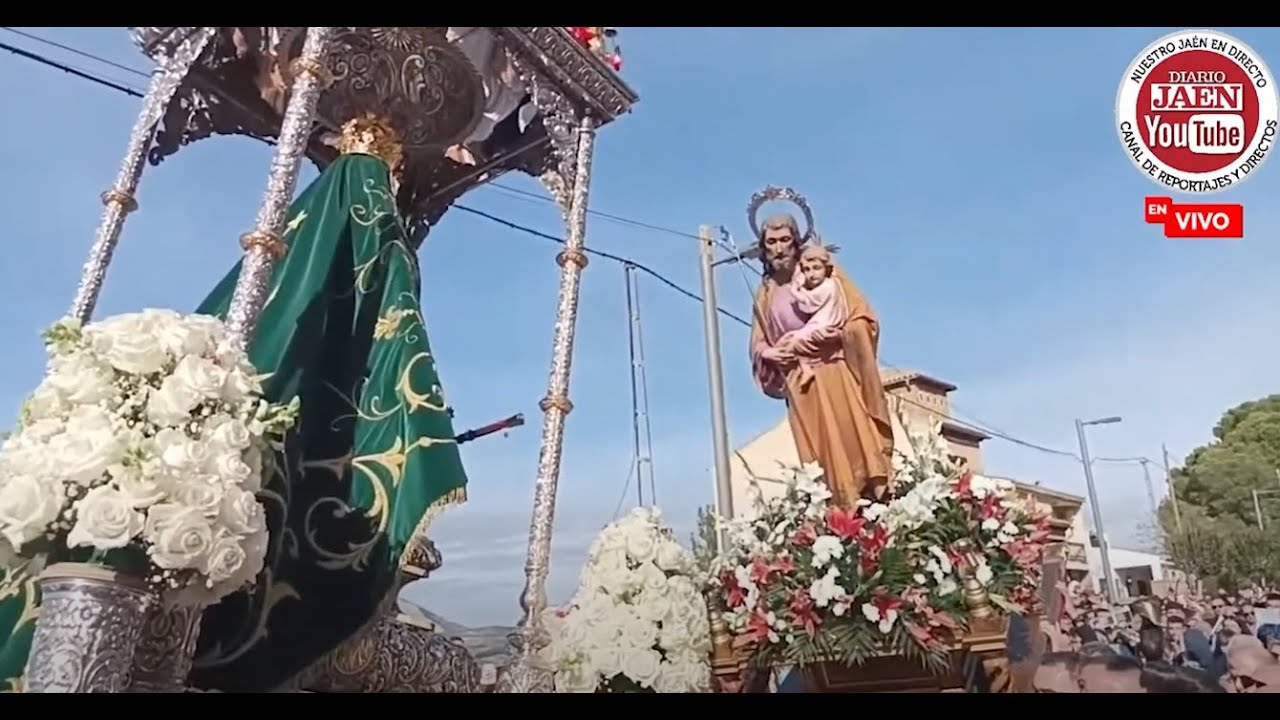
top-left (0, 310), bottom-right (297, 605)
top-left (542, 507), bottom-right (712, 693)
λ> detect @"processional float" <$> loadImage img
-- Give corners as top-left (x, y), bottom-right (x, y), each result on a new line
top-left (23, 26), bottom-right (635, 693)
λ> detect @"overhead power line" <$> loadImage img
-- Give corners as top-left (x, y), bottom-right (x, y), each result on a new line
top-left (1, 29), bottom-right (1128, 467)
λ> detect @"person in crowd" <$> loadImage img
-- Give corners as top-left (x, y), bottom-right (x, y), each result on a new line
top-left (1076, 652), bottom-right (1144, 693)
top-left (1032, 652), bottom-right (1081, 693)
top-left (1139, 661), bottom-right (1227, 693)
top-left (1226, 634), bottom-right (1280, 693)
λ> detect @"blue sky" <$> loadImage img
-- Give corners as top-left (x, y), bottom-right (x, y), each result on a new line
top-left (1, 27), bottom-right (1278, 626)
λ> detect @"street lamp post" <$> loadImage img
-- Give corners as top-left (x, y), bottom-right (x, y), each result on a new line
top-left (1076, 416), bottom-right (1122, 604)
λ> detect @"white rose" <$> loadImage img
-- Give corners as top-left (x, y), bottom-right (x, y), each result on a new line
top-left (213, 452), bottom-right (254, 487)
top-left (586, 643), bottom-right (622, 677)
top-left (203, 530), bottom-right (248, 584)
top-left (63, 405), bottom-right (114, 435)
top-left (635, 561), bottom-right (666, 589)
top-left (110, 463), bottom-right (166, 508)
top-left (653, 662), bottom-right (687, 693)
top-left (161, 438), bottom-right (210, 473)
top-left (619, 647), bottom-right (662, 688)
top-left (210, 418), bottom-right (253, 451)
top-left (553, 663), bottom-right (599, 693)
top-left (654, 539), bottom-right (690, 573)
top-left (1, 434), bottom-right (54, 480)
top-left (219, 489), bottom-right (266, 535)
top-left (47, 353), bottom-right (114, 405)
top-left (624, 529), bottom-right (659, 564)
top-left (242, 446), bottom-right (265, 490)
top-left (171, 355), bottom-right (226, 400)
top-left (220, 369), bottom-right (259, 403)
top-left (673, 655), bottom-right (711, 692)
top-left (144, 503), bottom-right (215, 570)
top-left (23, 383), bottom-right (67, 421)
top-left (0, 475), bottom-right (65, 549)
top-left (171, 480), bottom-right (225, 518)
top-left (155, 317), bottom-right (213, 357)
top-left (224, 525), bottom-right (268, 590)
top-left (67, 485), bottom-right (144, 549)
top-left (50, 428), bottom-right (123, 486)
top-left (90, 313), bottom-right (171, 375)
top-left (147, 376), bottom-right (201, 427)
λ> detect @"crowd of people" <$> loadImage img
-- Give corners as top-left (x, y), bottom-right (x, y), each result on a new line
top-left (1030, 581), bottom-right (1280, 693)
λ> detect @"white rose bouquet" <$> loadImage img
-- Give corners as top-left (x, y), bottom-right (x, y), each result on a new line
top-left (0, 310), bottom-right (297, 605)
top-left (542, 507), bottom-right (712, 693)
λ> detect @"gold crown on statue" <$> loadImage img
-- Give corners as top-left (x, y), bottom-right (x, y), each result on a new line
top-left (337, 113), bottom-right (405, 172)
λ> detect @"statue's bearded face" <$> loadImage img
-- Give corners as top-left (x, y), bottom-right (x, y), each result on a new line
top-left (762, 225), bottom-right (798, 273)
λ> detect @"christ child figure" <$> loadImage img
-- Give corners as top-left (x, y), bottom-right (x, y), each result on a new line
top-left (776, 244), bottom-right (847, 389)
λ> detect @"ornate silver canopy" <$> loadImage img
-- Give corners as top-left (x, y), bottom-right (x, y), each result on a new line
top-left (127, 27), bottom-right (638, 242)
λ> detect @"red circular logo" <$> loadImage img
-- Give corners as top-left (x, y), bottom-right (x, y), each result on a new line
top-left (1135, 50), bottom-right (1260, 174)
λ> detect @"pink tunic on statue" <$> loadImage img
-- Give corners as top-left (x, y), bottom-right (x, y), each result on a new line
top-left (781, 278), bottom-right (848, 352)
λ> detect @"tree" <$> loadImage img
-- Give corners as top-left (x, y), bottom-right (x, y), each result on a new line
top-left (689, 504), bottom-right (719, 575)
top-left (1161, 394), bottom-right (1280, 587)
top-left (1164, 394), bottom-right (1280, 529)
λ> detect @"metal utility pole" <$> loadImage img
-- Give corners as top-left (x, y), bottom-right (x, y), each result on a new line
top-left (1162, 444), bottom-right (1183, 531)
top-left (622, 264), bottom-right (657, 506)
top-left (623, 264), bottom-right (647, 506)
top-left (698, 226), bottom-right (735, 524)
top-left (1139, 459), bottom-right (1158, 519)
top-left (1076, 416), bottom-right (1122, 604)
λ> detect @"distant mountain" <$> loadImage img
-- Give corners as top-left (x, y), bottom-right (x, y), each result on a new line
top-left (398, 598), bottom-right (516, 666)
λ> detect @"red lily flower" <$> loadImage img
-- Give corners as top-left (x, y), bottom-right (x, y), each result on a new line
top-left (722, 571), bottom-right (746, 608)
top-left (825, 506), bottom-right (865, 540)
top-left (746, 610), bottom-right (774, 642)
top-left (955, 470), bottom-right (973, 499)
top-left (789, 523), bottom-right (817, 547)
top-left (788, 589), bottom-right (822, 637)
top-left (749, 555), bottom-right (773, 586)
top-left (772, 554), bottom-right (796, 574)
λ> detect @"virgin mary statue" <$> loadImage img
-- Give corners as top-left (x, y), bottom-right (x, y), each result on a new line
top-left (0, 115), bottom-right (469, 692)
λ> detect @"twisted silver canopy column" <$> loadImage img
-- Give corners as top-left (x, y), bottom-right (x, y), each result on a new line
top-left (67, 28), bottom-right (216, 323)
top-left (500, 114), bottom-right (596, 693)
top-left (224, 26), bottom-right (335, 350)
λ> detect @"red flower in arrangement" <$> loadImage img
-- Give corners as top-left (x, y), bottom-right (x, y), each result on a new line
top-left (746, 609), bottom-right (774, 642)
top-left (788, 589), bottom-right (822, 637)
top-left (567, 26), bottom-right (596, 46)
top-left (954, 470), bottom-right (974, 499)
top-left (1005, 538), bottom-right (1043, 569)
top-left (979, 493), bottom-right (1002, 521)
top-left (856, 523), bottom-right (890, 575)
top-left (789, 523), bottom-right (817, 547)
top-left (722, 571), bottom-right (746, 608)
top-left (749, 555), bottom-right (774, 586)
top-left (772, 553), bottom-right (796, 574)
top-left (825, 506), bottom-right (865, 540)
top-left (865, 589), bottom-right (903, 625)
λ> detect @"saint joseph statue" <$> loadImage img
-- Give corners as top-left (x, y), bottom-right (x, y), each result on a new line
top-left (747, 189), bottom-right (894, 506)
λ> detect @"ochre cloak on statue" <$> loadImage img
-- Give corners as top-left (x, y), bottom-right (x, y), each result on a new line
top-left (750, 261), bottom-right (894, 505)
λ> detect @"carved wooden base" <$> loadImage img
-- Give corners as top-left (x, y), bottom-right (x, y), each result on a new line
top-left (710, 615), bottom-right (1020, 694)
